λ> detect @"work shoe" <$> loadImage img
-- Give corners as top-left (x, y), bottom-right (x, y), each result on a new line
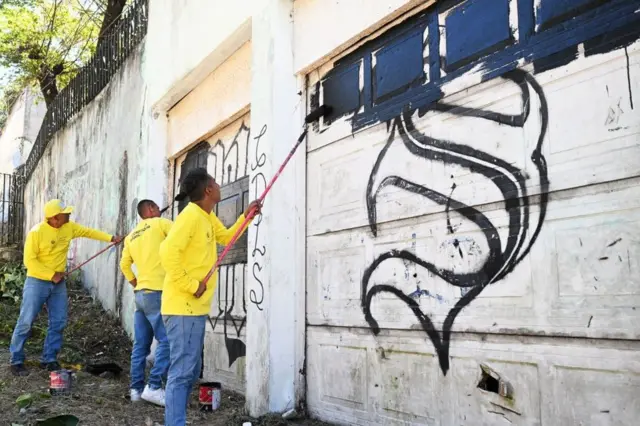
top-left (40, 361), bottom-right (61, 371)
top-left (130, 388), bottom-right (142, 402)
top-left (10, 364), bottom-right (29, 376)
top-left (141, 385), bottom-right (165, 406)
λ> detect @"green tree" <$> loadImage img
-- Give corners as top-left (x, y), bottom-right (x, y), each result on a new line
top-left (0, 0), bottom-right (128, 110)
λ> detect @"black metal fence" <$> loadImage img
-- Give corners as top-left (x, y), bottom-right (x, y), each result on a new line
top-left (21, 0), bottom-right (149, 183)
top-left (0, 171), bottom-right (25, 246)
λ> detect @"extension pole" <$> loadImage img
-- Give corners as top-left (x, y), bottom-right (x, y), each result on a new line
top-left (200, 128), bottom-right (309, 287)
top-left (65, 240), bottom-right (121, 278)
top-left (64, 203), bottom-right (172, 278)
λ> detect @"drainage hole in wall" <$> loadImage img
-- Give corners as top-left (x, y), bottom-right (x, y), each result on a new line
top-left (477, 369), bottom-right (500, 394)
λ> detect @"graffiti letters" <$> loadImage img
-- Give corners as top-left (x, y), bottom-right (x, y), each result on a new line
top-left (249, 124), bottom-right (268, 311)
top-left (361, 70), bottom-right (549, 375)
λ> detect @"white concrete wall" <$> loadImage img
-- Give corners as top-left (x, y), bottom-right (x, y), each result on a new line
top-left (167, 42), bottom-right (252, 157)
top-left (23, 43), bottom-right (168, 334)
top-left (246, 0), bottom-right (306, 416)
top-left (293, 0), bottom-right (433, 73)
top-left (146, 0), bottom-right (252, 113)
top-left (301, 0), bottom-right (640, 424)
top-left (0, 88), bottom-right (45, 174)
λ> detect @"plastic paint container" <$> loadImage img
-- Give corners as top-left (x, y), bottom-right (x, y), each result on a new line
top-left (199, 382), bottom-right (221, 411)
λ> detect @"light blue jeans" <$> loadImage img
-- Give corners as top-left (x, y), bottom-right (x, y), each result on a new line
top-left (10, 277), bottom-right (68, 365)
top-left (163, 315), bottom-right (206, 426)
top-left (130, 290), bottom-right (170, 392)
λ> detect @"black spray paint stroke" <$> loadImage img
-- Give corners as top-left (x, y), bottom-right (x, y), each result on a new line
top-left (625, 47), bottom-right (634, 110)
top-left (206, 122), bottom-right (252, 366)
top-left (362, 69), bottom-right (549, 375)
top-left (249, 124), bottom-right (268, 311)
top-left (211, 266), bottom-right (247, 366)
top-left (208, 121), bottom-right (251, 185)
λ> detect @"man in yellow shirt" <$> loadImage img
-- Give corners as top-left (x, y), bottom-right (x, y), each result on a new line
top-left (120, 199), bottom-right (172, 407)
top-left (160, 168), bottom-right (260, 426)
top-left (10, 199), bottom-right (122, 376)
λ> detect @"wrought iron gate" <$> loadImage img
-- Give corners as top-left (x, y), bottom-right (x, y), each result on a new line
top-left (0, 171), bottom-right (25, 246)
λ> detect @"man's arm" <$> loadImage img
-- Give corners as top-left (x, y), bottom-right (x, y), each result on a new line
top-left (23, 231), bottom-right (57, 281)
top-left (119, 240), bottom-right (136, 286)
top-left (211, 200), bottom-right (260, 246)
top-left (159, 216), bottom-right (200, 295)
top-left (70, 222), bottom-right (114, 242)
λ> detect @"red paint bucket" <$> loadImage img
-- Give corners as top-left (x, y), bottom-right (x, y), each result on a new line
top-left (50, 369), bottom-right (73, 396)
top-left (199, 382), bottom-right (221, 411)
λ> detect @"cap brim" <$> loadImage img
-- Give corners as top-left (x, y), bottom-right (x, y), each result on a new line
top-left (62, 206), bottom-right (74, 214)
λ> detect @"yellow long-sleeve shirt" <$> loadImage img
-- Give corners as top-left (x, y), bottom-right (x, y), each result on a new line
top-left (159, 202), bottom-right (250, 316)
top-left (119, 217), bottom-right (173, 291)
top-left (24, 221), bottom-right (113, 281)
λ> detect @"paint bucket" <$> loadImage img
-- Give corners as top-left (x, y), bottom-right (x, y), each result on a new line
top-left (199, 382), bottom-right (221, 411)
top-left (49, 369), bottom-right (73, 396)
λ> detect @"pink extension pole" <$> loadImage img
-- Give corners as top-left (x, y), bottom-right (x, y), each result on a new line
top-left (65, 240), bottom-right (121, 278)
top-left (200, 128), bottom-right (309, 287)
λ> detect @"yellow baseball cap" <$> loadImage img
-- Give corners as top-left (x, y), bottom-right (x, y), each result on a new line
top-left (44, 199), bottom-right (74, 218)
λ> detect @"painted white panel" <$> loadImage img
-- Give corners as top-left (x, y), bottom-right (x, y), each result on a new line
top-left (306, 327), bottom-right (640, 425)
top-left (307, 46), bottom-right (640, 236)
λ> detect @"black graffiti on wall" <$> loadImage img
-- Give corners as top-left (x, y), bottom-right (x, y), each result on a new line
top-left (311, 0), bottom-right (640, 377)
top-left (210, 266), bottom-right (247, 367)
top-left (362, 70), bottom-right (549, 375)
top-left (208, 122), bottom-right (251, 186)
top-left (210, 122), bottom-right (252, 366)
top-left (249, 124), bottom-right (268, 312)
top-left (315, 0), bottom-right (640, 130)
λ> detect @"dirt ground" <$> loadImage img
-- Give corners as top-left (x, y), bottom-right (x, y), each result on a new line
top-left (0, 280), bottom-right (332, 426)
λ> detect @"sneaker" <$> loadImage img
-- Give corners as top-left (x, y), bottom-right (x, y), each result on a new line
top-left (10, 364), bottom-right (29, 376)
top-left (40, 361), bottom-right (61, 371)
top-left (141, 385), bottom-right (165, 407)
top-left (130, 388), bottom-right (142, 402)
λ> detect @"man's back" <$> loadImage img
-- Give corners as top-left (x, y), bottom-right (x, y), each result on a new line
top-left (120, 217), bottom-right (172, 291)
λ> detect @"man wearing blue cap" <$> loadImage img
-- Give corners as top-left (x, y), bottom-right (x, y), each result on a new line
top-left (9, 199), bottom-right (122, 376)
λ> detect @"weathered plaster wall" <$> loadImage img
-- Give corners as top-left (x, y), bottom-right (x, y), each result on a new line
top-left (303, 0), bottom-right (640, 424)
top-left (293, 0), bottom-right (434, 73)
top-left (0, 88), bottom-right (45, 174)
top-left (23, 43), bottom-right (168, 334)
top-left (146, 0), bottom-right (251, 113)
top-left (167, 42), bottom-right (252, 157)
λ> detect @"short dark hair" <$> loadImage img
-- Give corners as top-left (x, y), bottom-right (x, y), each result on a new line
top-left (137, 199), bottom-right (157, 218)
top-left (174, 168), bottom-right (212, 202)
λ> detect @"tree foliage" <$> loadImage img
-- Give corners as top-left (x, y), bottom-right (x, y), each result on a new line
top-left (0, 0), bottom-right (128, 123)
top-left (0, 0), bottom-right (103, 107)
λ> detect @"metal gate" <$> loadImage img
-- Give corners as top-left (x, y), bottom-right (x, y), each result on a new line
top-left (0, 171), bottom-right (25, 246)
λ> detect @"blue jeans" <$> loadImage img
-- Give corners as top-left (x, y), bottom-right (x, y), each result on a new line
top-left (164, 315), bottom-right (206, 426)
top-left (130, 290), bottom-right (170, 392)
top-left (10, 277), bottom-right (68, 365)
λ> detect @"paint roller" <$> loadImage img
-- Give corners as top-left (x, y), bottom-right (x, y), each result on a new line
top-left (199, 104), bottom-right (333, 288)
